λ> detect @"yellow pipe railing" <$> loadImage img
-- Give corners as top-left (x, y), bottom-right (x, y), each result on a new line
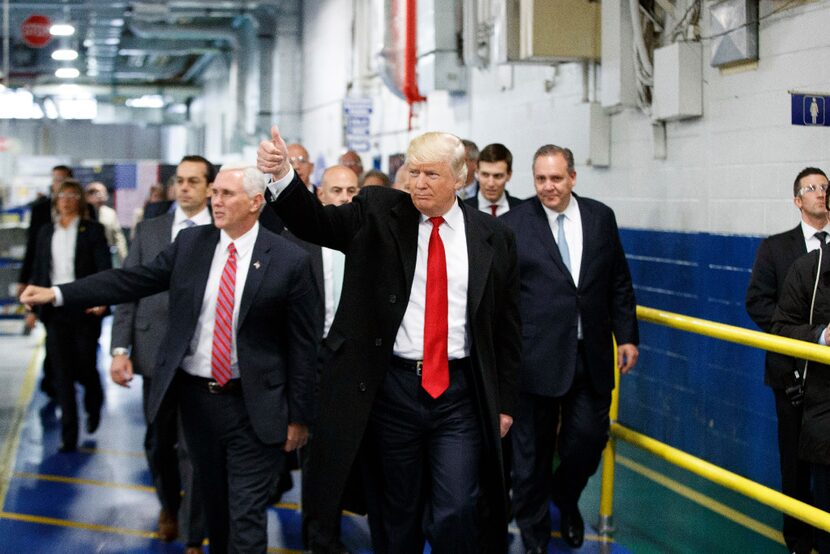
top-left (599, 305), bottom-right (830, 536)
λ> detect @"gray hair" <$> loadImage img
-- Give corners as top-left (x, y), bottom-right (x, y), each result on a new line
top-left (217, 163), bottom-right (267, 198)
top-left (532, 145), bottom-right (575, 173)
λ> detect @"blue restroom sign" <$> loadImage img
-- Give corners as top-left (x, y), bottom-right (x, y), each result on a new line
top-left (791, 93), bottom-right (830, 126)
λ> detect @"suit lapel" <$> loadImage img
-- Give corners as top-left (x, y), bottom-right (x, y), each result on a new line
top-left (576, 195), bottom-right (595, 288)
top-left (238, 231), bottom-right (271, 326)
top-left (388, 198), bottom-right (421, 291)
top-left (530, 198), bottom-right (575, 287)
top-left (463, 202), bottom-right (494, 318)
top-left (191, 228), bottom-right (219, 319)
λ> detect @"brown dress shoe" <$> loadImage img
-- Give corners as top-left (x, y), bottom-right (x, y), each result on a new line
top-left (157, 509), bottom-right (178, 542)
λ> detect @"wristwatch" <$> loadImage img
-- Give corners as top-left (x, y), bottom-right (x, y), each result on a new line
top-left (111, 347), bottom-right (130, 357)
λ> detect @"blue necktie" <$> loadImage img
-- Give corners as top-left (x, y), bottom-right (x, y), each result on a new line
top-left (184, 219), bottom-right (196, 228)
top-left (556, 213), bottom-right (571, 273)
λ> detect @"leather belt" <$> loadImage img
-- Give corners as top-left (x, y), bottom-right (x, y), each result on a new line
top-left (390, 356), bottom-right (470, 376)
top-left (180, 372), bottom-right (242, 395)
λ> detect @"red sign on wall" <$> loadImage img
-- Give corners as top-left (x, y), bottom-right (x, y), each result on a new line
top-left (21, 14), bottom-right (52, 48)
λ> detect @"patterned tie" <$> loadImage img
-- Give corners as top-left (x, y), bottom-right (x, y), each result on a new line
top-left (423, 217), bottom-right (449, 398)
top-left (489, 204), bottom-right (498, 217)
top-left (211, 243), bottom-right (237, 385)
top-left (557, 213), bottom-right (571, 273)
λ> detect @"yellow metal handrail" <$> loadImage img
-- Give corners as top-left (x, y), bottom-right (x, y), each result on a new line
top-left (599, 305), bottom-right (830, 537)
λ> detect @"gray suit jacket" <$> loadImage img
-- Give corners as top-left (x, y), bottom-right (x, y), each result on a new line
top-left (111, 213), bottom-right (179, 376)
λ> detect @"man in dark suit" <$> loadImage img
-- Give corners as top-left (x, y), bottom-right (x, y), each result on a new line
top-left (22, 164), bottom-right (321, 553)
top-left (109, 155), bottom-right (214, 551)
top-left (458, 139), bottom-right (479, 200)
top-left (501, 144), bottom-right (639, 552)
top-left (463, 143), bottom-right (523, 216)
top-left (258, 125), bottom-right (521, 553)
top-left (746, 166), bottom-right (830, 554)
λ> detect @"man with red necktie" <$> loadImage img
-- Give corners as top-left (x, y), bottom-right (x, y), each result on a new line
top-left (258, 126), bottom-right (521, 554)
top-left (21, 164), bottom-right (321, 553)
top-left (463, 143), bottom-right (524, 217)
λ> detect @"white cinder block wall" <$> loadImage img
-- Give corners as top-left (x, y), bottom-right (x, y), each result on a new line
top-left (297, 0), bottom-right (830, 237)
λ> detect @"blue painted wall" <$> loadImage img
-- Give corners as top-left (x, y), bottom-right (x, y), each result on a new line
top-left (617, 229), bottom-right (779, 488)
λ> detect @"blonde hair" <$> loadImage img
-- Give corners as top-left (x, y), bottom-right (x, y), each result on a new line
top-left (405, 132), bottom-right (467, 184)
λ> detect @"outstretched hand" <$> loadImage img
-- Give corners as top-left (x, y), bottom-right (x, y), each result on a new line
top-left (257, 124), bottom-right (291, 181)
top-left (19, 285), bottom-right (56, 309)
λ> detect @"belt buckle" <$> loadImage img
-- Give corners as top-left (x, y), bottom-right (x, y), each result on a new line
top-left (416, 360), bottom-right (423, 377)
top-left (208, 381), bottom-right (223, 394)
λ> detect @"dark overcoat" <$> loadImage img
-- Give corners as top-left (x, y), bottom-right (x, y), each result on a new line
top-left (267, 173), bottom-right (522, 551)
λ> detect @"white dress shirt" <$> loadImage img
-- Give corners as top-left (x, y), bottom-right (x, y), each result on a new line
top-left (172, 205), bottom-right (212, 241)
top-left (181, 222), bottom-right (259, 379)
top-left (477, 191), bottom-right (509, 217)
top-left (393, 201), bottom-right (470, 360)
top-left (801, 220), bottom-right (830, 253)
top-left (51, 217), bottom-right (79, 285)
top-left (543, 196), bottom-right (584, 338)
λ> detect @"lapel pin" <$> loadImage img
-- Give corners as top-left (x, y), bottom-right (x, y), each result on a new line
top-left (253, 261), bottom-right (261, 269)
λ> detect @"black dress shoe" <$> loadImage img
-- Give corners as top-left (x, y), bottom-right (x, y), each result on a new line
top-left (58, 443), bottom-right (77, 453)
top-left (559, 505), bottom-right (584, 548)
top-left (86, 412), bottom-right (100, 434)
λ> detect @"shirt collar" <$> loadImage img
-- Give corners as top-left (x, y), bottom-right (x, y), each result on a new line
top-left (219, 221), bottom-right (259, 260)
top-left (57, 216), bottom-right (80, 231)
top-left (541, 194), bottom-right (579, 224)
top-left (174, 205), bottom-right (211, 227)
top-left (419, 199), bottom-right (464, 231)
top-left (801, 220), bottom-right (830, 241)
top-left (478, 190), bottom-right (506, 207)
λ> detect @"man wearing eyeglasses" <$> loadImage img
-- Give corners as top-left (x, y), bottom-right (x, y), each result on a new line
top-left (288, 143), bottom-right (316, 190)
top-left (746, 166), bottom-right (830, 554)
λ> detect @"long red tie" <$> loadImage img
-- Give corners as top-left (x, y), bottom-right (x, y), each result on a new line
top-left (489, 204), bottom-right (498, 217)
top-left (211, 242), bottom-right (237, 385)
top-left (423, 217), bottom-right (449, 398)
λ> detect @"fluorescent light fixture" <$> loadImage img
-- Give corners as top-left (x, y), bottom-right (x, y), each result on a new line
top-left (104, 38), bottom-right (120, 45)
top-left (43, 98), bottom-right (59, 119)
top-left (52, 49), bottom-right (79, 61)
top-left (50, 24), bottom-right (75, 37)
top-left (126, 94), bottom-right (166, 108)
top-left (55, 67), bottom-right (80, 79)
top-left (110, 18), bottom-right (124, 27)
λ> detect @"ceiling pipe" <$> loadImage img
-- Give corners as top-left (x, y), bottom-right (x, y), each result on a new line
top-left (128, 19), bottom-right (240, 50)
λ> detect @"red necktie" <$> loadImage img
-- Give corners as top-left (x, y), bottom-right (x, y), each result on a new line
top-left (211, 242), bottom-right (237, 385)
top-left (423, 217), bottom-right (449, 398)
top-left (489, 204), bottom-right (498, 217)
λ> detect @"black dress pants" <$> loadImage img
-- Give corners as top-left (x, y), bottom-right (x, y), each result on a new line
top-left (45, 308), bottom-right (103, 449)
top-left (368, 360), bottom-right (482, 554)
top-left (177, 373), bottom-right (283, 554)
top-left (773, 387), bottom-right (815, 553)
top-left (511, 346), bottom-right (611, 550)
top-left (143, 376), bottom-right (205, 545)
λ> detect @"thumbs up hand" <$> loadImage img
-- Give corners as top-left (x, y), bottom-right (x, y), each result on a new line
top-left (257, 124), bottom-right (290, 180)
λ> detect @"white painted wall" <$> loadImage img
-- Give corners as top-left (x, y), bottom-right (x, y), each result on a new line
top-left (297, 0), bottom-right (830, 237)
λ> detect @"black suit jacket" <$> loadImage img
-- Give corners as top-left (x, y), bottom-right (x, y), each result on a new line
top-left (267, 174), bottom-right (521, 550)
top-left (746, 224), bottom-right (807, 389)
top-left (463, 190), bottom-right (523, 211)
top-left (58, 224), bottom-right (321, 445)
top-left (282, 230), bottom-right (325, 337)
top-left (501, 195), bottom-right (638, 397)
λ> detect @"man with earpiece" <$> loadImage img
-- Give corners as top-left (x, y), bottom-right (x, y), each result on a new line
top-left (772, 180), bottom-right (830, 554)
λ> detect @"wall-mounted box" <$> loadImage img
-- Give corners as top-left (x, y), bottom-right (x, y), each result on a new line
top-left (653, 42), bottom-right (703, 121)
top-left (498, 0), bottom-right (601, 64)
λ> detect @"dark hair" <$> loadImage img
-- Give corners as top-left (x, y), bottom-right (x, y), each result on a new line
top-left (478, 143), bottom-right (513, 173)
top-left (180, 155), bottom-right (217, 184)
top-left (461, 139), bottom-right (479, 161)
top-left (532, 144), bottom-right (575, 173)
top-left (52, 179), bottom-right (89, 219)
top-left (793, 166), bottom-right (828, 197)
top-left (360, 169), bottom-right (391, 187)
top-left (52, 165), bottom-right (73, 178)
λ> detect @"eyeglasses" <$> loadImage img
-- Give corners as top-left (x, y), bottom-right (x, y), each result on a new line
top-left (289, 156), bottom-right (309, 165)
top-left (799, 183), bottom-right (830, 195)
top-left (57, 192), bottom-right (80, 199)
